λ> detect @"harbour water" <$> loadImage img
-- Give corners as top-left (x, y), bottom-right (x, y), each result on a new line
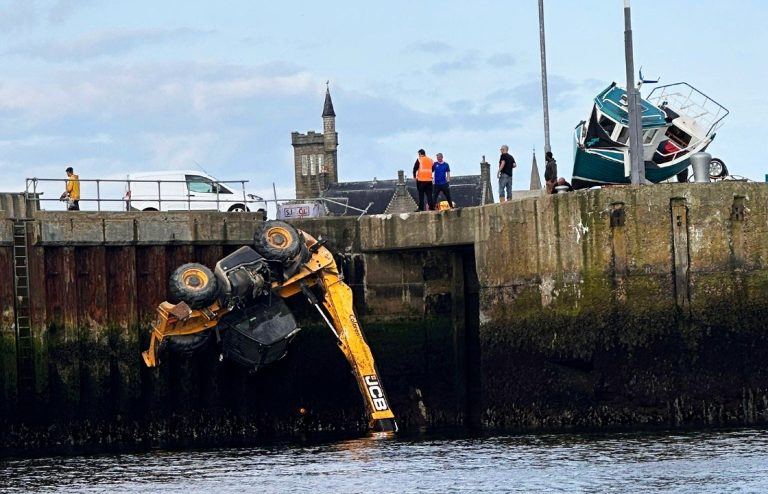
top-left (2, 429), bottom-right (767, 493)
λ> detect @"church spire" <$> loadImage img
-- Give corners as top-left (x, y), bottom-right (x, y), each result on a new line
top-left (322, 81), bottom-right (336, 117)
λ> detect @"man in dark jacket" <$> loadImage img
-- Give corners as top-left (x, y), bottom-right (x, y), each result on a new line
top-left (544, 151), bottom-right (557, 194)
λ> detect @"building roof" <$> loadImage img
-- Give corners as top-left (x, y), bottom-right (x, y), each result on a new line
top-left (322, 87), bottom-right (336, 117)
top-left (321, 175), bottom-right (486, 216)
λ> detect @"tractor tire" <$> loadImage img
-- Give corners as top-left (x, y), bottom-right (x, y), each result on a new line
top-left (253, 220), bottom-right (303, 263)
top-left (168, 263), bottom-right (219, 309)
top-left (163, 331), bottom-right (214, 356)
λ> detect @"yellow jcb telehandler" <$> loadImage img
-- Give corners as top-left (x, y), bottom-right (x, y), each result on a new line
top-left (141, 220), bottom-right (397, 432)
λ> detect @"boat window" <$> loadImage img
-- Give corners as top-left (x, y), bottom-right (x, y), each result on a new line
top-left (643, 129), bottom-right (658, 144)
top-left (665, 125), bottom-right (692, 147)
top-left (617, 126), bottom-right (629, 144)
top-left (186, 175), bottom-right (214, 193)
top-left (598, 114), bottom-right (616, 136)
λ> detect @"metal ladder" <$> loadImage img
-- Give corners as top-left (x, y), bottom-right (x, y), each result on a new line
top-left (12, 220), bottom-right (35, 397)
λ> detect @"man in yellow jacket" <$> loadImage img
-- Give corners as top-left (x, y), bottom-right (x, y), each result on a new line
top-left (64, 166), bottom-right (80, 211)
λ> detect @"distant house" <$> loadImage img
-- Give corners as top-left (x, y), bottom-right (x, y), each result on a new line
top-left (291, 86), bottom-right (494, 216)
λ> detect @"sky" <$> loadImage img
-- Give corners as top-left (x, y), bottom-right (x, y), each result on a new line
top-left (1, 0), bottom-right (767, 210)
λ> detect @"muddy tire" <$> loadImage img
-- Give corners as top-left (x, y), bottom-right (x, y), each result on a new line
top-left (253, 220), bottom-right (303, 263)
top-left (163, 331), bottom-right (214, 355)
top-left (168, 263), bottom-right (219, 309)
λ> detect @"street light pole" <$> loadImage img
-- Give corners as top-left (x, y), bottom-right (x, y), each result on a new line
top-left (538, 0), bottom-right (552, 166)
top-left (623, 0), bottom-right (645, 184)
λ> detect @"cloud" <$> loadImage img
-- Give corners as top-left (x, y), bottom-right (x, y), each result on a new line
top-left (0, 0), bottom-right (39, 31)
top-left (0, 57), bottom-right (531, 197)
top-left (0, 0), bottom-right (92, 31)
top-left (487, 53), bottom-right (515, 67)
top-left (5, 27), bottom-right (214, 61)
top-left (485, 75), bottom-right (603, 113)
top-left (430, 52), bottom-right (480, 73)
top-left (0, 61), bottom-right (315, 127)
top-left (47, 0), bottom-right (94, 23)
top-left (404, 41), bottom-right (453, 54)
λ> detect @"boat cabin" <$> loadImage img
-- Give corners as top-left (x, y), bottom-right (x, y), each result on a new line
top-left (589, 84), bottom-right (705, 164)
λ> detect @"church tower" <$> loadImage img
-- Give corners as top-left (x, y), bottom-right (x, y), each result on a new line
top-left (291, 83), bottom-right (340, 199)
top-left (322, 84), bottom-right (339, 185)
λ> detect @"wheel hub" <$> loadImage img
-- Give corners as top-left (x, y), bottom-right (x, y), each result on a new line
top-left (181, 268), bottom-right (208, 291)
top-left (266, 227), bottom-right (292, 250)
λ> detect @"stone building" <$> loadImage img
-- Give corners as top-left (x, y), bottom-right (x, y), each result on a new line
top-left (291, 86), bottom-right (494, 214)
top-left (291, 86), bottom-right (338, 199)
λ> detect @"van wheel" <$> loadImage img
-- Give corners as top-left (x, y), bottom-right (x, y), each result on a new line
top-left (168, 263), bottom-right (219, 309)
top-left (143, 207), bottom-right (159, 211)
top-left (228, 204), bottom-right (250, 212)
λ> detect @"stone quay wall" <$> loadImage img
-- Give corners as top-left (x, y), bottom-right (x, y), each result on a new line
top-left (1, 182), bottom-right (767, 455)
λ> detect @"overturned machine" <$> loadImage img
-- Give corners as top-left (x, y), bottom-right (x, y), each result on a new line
top-left (141, 220), bottom-right (397, 432)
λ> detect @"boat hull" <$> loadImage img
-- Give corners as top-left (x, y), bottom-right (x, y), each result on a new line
top-left (572, 146), bottom-right (691, 188)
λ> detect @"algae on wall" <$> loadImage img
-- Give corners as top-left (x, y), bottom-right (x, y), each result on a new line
top-left (473, 183), bottom-right (768, 430)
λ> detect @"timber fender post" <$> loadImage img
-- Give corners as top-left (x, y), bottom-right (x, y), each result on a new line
top-left (670, 197), bottom-right (691, 315)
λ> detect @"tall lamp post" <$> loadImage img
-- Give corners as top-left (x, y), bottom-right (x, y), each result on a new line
top-left (624, 0), bottom-right (645, 184)
top-left (538, 0), bottom-right (553, 175)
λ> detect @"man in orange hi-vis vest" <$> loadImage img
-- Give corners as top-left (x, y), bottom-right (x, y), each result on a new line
top-left (412, 149), bottom-right (435, 211)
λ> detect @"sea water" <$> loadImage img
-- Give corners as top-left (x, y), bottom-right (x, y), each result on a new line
top-left (2, 429), bottom-right (767, 493)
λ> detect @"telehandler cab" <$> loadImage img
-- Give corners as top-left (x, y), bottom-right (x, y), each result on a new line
top-left (141, 220), bottom-right (397, 432)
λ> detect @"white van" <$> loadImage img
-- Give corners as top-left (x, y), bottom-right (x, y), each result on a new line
top-left (126, 171), bottom-right (258, 212)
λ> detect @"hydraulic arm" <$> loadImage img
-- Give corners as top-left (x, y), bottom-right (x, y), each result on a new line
top-left (142, 221), bottom-right (397, 432)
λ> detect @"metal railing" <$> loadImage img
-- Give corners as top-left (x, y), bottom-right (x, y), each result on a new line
top-left (24, 177), bottom-right (375, 219)
top-left (646, 82), bottom-right (729, 137)
top-left (25, 177), bottom-right (254, 212)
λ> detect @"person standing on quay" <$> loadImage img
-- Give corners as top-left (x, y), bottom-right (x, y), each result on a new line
top-left (63, 166), bottom-right (80, 211)
top-left (544, 151), bottom-right (557, 194)
top-left (498, 145), bottom-right (515, 203)
top-left (413, 149), bottom-right (435, 211)
top-left (432, 153), bottom-right (453, 208)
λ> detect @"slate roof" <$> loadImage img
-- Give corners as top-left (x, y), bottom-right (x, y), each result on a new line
top-left (321, 175), bottom-right (486, 216)
top-left (322, 88), bottom-right (336, 117)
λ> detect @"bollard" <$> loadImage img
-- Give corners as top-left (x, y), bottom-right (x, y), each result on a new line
top-left (690, 152), bottom-right (712, 183)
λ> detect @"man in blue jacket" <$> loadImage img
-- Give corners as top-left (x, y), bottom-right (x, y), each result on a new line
top-left (432, 153), bottom-right (453, 209)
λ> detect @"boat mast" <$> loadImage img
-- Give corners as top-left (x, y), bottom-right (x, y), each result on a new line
top-left (623, 0), bottom-right (645, 184)
top-left (538, 0), bottom-right (553, 170)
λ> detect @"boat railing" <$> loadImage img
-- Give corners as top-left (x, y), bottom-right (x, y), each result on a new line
top-left (646, 82), bottom-right (729, 137)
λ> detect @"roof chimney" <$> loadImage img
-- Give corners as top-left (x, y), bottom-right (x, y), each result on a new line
top-left (480, 156), bottom-right (494, 204)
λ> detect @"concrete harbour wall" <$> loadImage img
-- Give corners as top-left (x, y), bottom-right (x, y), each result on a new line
top-left (2, 182), bottom-right (768, 454)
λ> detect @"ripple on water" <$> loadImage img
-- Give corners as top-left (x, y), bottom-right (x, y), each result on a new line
top-left (2, 429), bottom-right (768, 493)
